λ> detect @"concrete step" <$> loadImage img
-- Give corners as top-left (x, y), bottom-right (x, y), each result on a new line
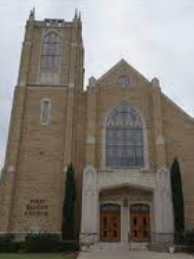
top-left (148, 243), bottom-right (169, 252)
top-left (92, 242), bottom-right (129, 252)
top-left (129, 242), bottom-right (148, 251)
top-left (81, 241), bottom-right (149, 252)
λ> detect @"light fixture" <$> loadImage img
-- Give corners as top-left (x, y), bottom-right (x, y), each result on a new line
top-left (123, 198), bottom-right (128, 207)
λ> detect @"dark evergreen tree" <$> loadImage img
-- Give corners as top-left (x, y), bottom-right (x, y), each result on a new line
top-left (170, 158), bottom-right (185, 233)
top-left (62, 163), bottom-right (76, 240)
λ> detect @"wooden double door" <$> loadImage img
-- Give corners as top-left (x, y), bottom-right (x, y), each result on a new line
top-left (100, 203), bottom-right (150, 242)
top-left (130, 204), bottom-right (150, 242)
top-left (100, 204), bottom-right (121, 242)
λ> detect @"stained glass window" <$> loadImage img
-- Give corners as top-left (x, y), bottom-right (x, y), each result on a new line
top-left (106, 104), bottom-right (144, 167)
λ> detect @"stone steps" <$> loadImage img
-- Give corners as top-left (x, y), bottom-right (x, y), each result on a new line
top-left (129, 242), bottom-right (148, 251)
top-left (87, 242), bottom-right (148, 252)
top-left (92, 242), bottom-right (129, 252)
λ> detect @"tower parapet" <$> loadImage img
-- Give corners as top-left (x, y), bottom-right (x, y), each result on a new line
top-left (29, 8), bottom-right (35, 21)
top-left (17, 10), bottom-right (84, 89)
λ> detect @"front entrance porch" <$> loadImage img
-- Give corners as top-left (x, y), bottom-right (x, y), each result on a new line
top-left (80, 166), bottom-right (174, 247)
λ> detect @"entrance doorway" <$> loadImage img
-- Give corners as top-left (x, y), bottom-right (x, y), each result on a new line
top-left (130, 204), bottom-right (150, 242)
top-left (100, 204), bottom-right (121, 242)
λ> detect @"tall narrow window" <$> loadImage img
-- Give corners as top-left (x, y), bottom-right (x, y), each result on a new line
top-left (40, 99), bottom-right (51, 125)
top-left (40, 32), bottom-right (61, 70)
top-left (106, 104), bottom-right (144, 167)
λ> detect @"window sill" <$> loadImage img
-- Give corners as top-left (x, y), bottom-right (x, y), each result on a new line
top-left (98, 167), bottom-right (149, 173)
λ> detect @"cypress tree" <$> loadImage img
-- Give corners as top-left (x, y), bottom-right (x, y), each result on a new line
top-left (62, 163), bottom-right (76, 240)
top-left (170, 158), bottom-right (185, 233)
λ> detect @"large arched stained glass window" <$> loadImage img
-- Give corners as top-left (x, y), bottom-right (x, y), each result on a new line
top-left (106, 104), bottom-right (144, 167)
top-left (40, 32), bottom-right (61, 70)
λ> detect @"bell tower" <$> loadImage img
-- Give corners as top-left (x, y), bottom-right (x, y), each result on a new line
top-left (0, 10), bottom-right (86, 237)
top-left (18, 9), bottom-right (84, 89)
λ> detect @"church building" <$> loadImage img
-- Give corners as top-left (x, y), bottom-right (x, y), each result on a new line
top-left (0, 11), bottom-right (194, 246)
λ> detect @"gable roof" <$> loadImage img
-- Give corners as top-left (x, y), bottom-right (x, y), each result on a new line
top-left (95, 59), bottom-right (150, 85)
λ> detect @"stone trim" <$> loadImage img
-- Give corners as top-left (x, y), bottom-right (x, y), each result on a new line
top-left (25, 84), bottom-right (68, 89)
top-left (40, 98), bottom-right (51, 126)
top-left (80, 165), bottom-right (174, 245)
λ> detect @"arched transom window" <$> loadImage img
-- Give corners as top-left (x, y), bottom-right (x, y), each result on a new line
top-left (40, 32), bottom-right (61, 70)
top-left (106, 104), bottom-right (144, 167)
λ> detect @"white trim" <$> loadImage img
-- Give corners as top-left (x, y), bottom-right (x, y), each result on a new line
top-left (40, 98), bottom-right (51, 126)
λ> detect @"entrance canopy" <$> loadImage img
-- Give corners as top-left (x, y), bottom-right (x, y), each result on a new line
top-left (80, 166), bottom-right (174, 245)
top-left (100, 185), bottom-right (153, 201)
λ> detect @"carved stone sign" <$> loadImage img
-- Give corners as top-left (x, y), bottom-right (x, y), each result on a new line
top-left (25, 199), bottom-right (48, 217)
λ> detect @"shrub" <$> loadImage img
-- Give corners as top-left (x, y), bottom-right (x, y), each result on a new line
top-left (0, 233), bottom-right (79, 253)
top-left (0, 234), bottom-right (21, 252)
top-left (173, 230), bottom-right (194, 253)
top-left (183, 229), bottom-right (194, 246)
top-left (171, 158), bottom-right (185, 233)
top-left (62, 163), bottom-right (76, 240)
top-left (55, 240), bottom-right (80, 252)
top-left (24, 233), bottom-right (60, 252)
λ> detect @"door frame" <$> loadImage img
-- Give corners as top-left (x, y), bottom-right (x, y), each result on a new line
top-left (100, 203), bottom-right (121, 242)
top-left (129, 203), bottom-right (151, 242)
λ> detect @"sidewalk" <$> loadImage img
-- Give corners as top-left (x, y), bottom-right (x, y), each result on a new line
top-left (78, 250), bottom-right (194, 259)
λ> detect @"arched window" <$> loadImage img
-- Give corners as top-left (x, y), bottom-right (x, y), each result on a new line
top-left (40, 32), bottom-right (61, 70)
top-left (106, 104), bottom-right (144, 167)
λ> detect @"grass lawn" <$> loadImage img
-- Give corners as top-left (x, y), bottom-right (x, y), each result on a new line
top-left (0, 254), bottom-right (76, 259)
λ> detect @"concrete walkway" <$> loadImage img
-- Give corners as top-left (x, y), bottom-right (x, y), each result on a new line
top-left (78, 250), bottom-right (194, 259)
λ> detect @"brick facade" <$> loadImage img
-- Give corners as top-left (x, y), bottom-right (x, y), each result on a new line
top-left (0, 13), bottom-right (194, 238)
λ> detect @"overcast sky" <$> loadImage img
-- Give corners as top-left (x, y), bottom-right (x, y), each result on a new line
top-left (0, 0), bottom-right (194, 169)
